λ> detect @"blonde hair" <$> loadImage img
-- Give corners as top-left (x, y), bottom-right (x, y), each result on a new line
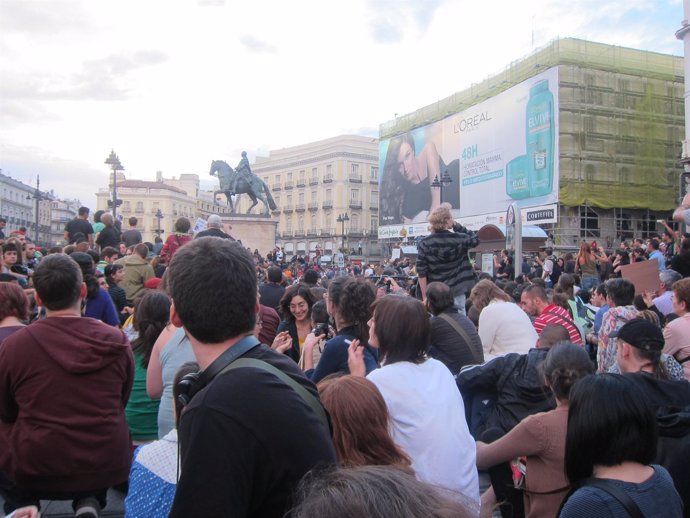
top-left (428, 203), bottom-right (453, 233)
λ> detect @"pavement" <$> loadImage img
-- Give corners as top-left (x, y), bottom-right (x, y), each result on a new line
top-left (1, 489), bottom-right (125, 518)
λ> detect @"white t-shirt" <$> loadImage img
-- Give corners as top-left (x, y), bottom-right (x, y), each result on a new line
top-left (478, 299), bottom-right (538, 360)
top-left (367, 358), bottom-right (480, 508)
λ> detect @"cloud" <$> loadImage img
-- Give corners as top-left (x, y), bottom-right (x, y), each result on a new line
top-left (0, 0), bottom-right (92, 36)
top-left (239, 35), bottom-right (278, 54)
top-left (0, 50), bottom-right (168, 102)
top-left (367, 0), bottom-right (444, 43)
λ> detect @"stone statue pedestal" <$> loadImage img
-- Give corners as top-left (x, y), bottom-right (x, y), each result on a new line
top-left (220, 214), bottom-right (277, 255)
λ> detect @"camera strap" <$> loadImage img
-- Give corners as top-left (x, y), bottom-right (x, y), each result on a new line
top-left (199, 334), bottom-right (262, 386)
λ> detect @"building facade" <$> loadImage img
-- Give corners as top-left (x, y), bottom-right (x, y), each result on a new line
top-left (95, 171), bottom-right (237, 244)
top-left (0, 172), bottom-right (54, 245)
top-left (235, 135), bottom-right (380, 259)
top-left (379, 38), bottom-right (685, 249)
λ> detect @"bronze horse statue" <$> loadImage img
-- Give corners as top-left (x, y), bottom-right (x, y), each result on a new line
top-left (209, 160), bottom-right (277, 215)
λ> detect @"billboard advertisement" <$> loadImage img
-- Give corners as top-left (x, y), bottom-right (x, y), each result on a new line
top-left (378, 67), bottom-right (559, 238)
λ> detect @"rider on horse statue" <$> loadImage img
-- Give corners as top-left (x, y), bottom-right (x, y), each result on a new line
top-left (232, 151), bottom-right (254, 194)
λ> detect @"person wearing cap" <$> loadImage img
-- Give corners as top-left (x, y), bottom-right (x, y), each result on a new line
top-left (614, 317), bottom-right (690, 513)
top-left (194, 214), bottom-right (234, 240)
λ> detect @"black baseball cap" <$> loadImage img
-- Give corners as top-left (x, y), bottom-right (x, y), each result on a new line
top-left (610, 319), bottom-right (664, 352)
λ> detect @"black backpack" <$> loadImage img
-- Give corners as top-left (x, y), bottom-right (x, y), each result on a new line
top-left (549, 255), bottom-right (562, 284)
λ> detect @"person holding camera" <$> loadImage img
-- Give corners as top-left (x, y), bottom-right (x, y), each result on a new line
top-left (302, 277), bottom-right (379, 384)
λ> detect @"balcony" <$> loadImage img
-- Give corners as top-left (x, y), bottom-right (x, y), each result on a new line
top-left (309, 176), bottom-right (319, 185)
top-left (370, 202), bottom-right (378, 211)
top-left (349, 227), bottom-right (364, 237)
top-left (349, 201), bottom-right (362, 209)
top-left (294, 229), bottom-right (306, 237)
top-left (349, 174), bottom-right (362, 183)
top-left (283, 205), bottom-right (294, 213)
top-left (296, 179), bottom-right (306, 187)
top-left (370, 177), bottom-right (379, 185)
top-left (272, 183), bottom-right (282, 191)
top-left (323, 174), bottom-right (334, 183)
top-left (308, 202), bottom-right (319, 211)
top-left (283, 181), bottom-right (294, 190)
top-left (321, 227), bottom-right (335, 236)
top-left (283, 230), bottom-right (293, 238)
top-left (322, 200), bottom-right (333, 209)
top-left (272, 207), bottom-right (281, 214)
top-left (307, 229), bottom-right (319, 237)
top-left (135, 208), bottom-right (145, 213)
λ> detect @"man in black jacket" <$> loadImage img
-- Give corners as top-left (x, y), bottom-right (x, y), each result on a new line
top-left (166, 239), bottom-right (335, 518)
top-left (426, 281), bottom-right (484, 375)
top-left (417, 203), bottom-right (479, 314)
top-left (456, 324), bottom-right (570, 439)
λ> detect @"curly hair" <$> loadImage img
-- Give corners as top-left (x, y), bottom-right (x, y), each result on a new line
top-left (279, 284), bottom-right (317, 323)
top-left (428, 203), bottom-right (453, 233)
top-left (334, 277), bottom-right (377, 342)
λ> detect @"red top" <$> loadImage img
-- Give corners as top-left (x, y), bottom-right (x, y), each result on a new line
top-left (533, 304), bottom-right (583, 344)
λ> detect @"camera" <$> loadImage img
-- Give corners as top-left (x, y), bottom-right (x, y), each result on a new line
top-left (313, 323), bottom-right (331, 340)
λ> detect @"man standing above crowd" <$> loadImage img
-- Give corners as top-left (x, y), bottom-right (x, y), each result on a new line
top-left (520, 284), bottom-right (583, 345)
top-left (647, 238), bottom-right (666, 272)
top-left (417, 203), bottom-right (479, 314)
top-left (0, 254), bottom-right (133, 517)
top-left (64, 206), bottom-right (93, 247)
top-left (195, 214), bottom-right (233, 240)
top-left (166, 238), bottom-right (335, 518)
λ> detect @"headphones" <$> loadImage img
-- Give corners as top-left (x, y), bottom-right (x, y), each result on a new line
top-left (175, 334), bottom-right (261, 408)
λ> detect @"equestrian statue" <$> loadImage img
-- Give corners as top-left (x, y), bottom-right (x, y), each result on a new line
top-left (209, 155), bottom-right (277, 215)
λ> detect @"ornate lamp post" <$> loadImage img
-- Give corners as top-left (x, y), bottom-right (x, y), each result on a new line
top-left (337, 212), bottom-right (350, 252)
top-left (154, 209), bottom-right (164, 238)
top-left (431, 167), bottom-right (453, 201)
top-left (105, 150), bottom-right (124, 221)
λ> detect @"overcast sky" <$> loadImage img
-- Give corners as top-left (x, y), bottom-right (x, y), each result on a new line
top-left (0, 0), bottom-right (684, 207)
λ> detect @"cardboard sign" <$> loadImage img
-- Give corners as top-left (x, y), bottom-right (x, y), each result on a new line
top-left (620, 259), bottom-right (659, 295)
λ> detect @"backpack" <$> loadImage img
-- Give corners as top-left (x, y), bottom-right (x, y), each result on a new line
top-left (549, 255), bottom-right (562, 284)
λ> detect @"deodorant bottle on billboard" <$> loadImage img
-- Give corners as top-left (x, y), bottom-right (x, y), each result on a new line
top-left (526, 79), bottom-right (554, 197)
top-left (506, 155), bottom-right (530, 199)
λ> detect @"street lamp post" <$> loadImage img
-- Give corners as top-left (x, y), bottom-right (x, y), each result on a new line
top-left (26, 176), bottom-right (42, 245)
top-left (154, 209), bottom-right (164, 238)
top-left (337, 212), bottom-right (349, 253)
top-left (105, 150), bottom-right (124, 221)
top-left (431, 168), bottom-right (453, 202)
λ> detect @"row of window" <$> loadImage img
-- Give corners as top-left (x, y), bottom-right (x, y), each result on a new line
top-left (270, 164), bottom-right (378, 186)
top-left (281, 213), bottom-right (378, 234)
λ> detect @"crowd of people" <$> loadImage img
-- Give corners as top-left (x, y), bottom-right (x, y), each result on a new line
top-left (0, 201), bottom-right (689, 518)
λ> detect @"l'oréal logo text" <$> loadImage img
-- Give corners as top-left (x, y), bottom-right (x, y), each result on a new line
top-left (453, 112), bottom-right (492, 133)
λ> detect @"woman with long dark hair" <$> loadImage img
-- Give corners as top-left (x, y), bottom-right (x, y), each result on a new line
top-left (575, 241), bottom-right (599, 292)
top-left (126, 290), bottom-right (170, 443)
top-left (302, 277), bottom-right (378, 382)
top-left (276, 284), bottom-right (317, 362)
top-left (559, 374), bottom-right (682, 517)
top-left (348, 294), bottom-right (480, 510)
top-left (380, 133), bottom-right (441, 225)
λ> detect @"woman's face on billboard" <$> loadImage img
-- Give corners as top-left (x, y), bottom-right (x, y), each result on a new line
top-left (396, 141), bottom-right (418, 182)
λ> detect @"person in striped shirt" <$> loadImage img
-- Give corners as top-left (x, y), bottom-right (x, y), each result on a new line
top-left (520, 284), bottom-right (583, 345)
